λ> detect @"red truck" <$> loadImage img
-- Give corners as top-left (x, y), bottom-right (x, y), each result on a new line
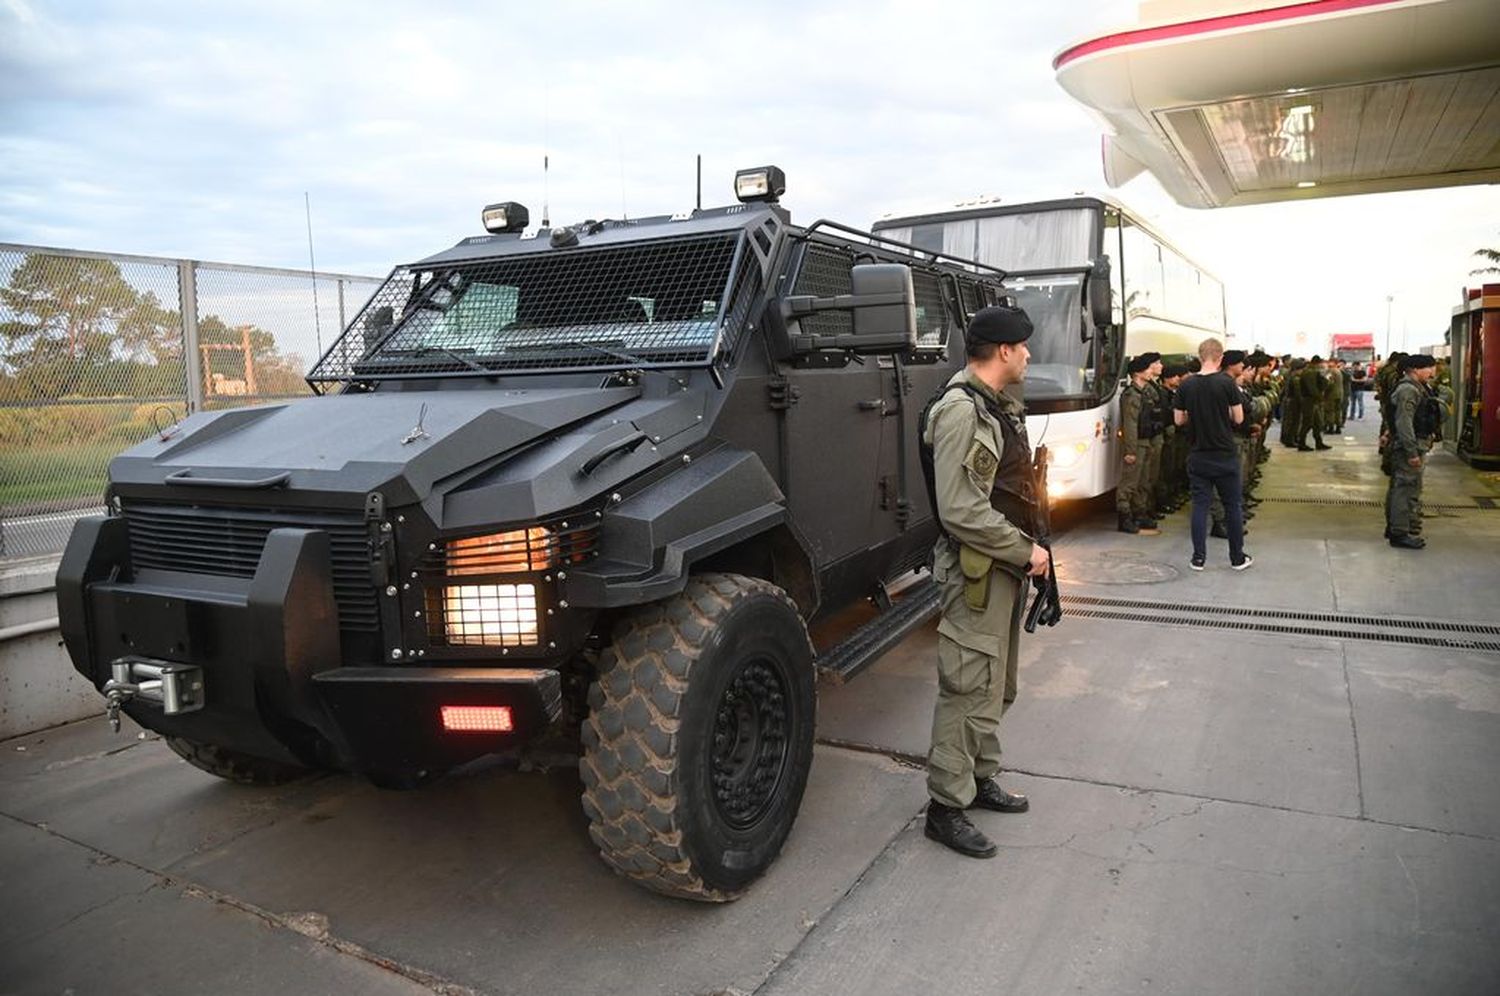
top-left (1329, 333), bottom-right (1376, 364)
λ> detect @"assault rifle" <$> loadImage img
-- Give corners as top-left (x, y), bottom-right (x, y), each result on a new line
top-left (1023, 444), bottom-right (1062, 633)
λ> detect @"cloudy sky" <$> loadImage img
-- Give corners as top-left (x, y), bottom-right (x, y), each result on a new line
top-left (2, 0), bottom-right (1496, 355)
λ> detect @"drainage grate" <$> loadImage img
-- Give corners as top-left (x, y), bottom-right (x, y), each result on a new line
top-left (1064, 608), bottom-right (1500, 653)
top-left (1256, 496), bottom-right (1491, 512)
top-left (1058, 594), bottom-right (1500, 653)
top-left (1059, 594), bottom-right (1500, 636)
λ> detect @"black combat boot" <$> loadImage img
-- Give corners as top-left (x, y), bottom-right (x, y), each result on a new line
top-left (1136, 516), bottom-right (1159, 531)
top-left (1118, 514), bottom-right (1139, 534)
top-left (971, 778), bottom-right (1030, 813)
top-left (925, 802), bottom-right (998, 858)
top-left (1389, 534), bottom-right (1425, 549)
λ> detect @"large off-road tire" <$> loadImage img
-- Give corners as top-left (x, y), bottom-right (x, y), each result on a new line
top-left (165, 736), bottom-right (311, 786)
top-left (580, 573), bottom-right (816, 901)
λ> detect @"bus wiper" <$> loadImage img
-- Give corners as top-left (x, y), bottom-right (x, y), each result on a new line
top-left (384, 344), bottom-right (490, 373)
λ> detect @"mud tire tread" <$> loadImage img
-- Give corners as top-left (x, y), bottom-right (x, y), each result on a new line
top-left (580, 572), bottom-right (812, 902)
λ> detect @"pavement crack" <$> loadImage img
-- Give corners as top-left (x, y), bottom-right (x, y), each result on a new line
top-left (0, 810), bottom-right (477, 995)
top-left (812, 740), bottom-right (1500, 844)
top-left (747, 803), bottom-right (926, 996)
top-left (1340, 643), bottom-right (1368, 819)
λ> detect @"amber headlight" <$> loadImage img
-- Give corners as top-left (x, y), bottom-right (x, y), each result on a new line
top-left (442, 582), bottom-right (540, 647)
top-left (446, 527), bottom-right (556, 575)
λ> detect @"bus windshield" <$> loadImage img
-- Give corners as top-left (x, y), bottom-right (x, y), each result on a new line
top-left (883, 207), bottom-right (1096, 272)
top-left (1007, 273), bottom-right (1092, 399)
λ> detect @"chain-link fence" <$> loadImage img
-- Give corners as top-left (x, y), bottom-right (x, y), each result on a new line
top-left (0, 243), bottom-right (382, 561)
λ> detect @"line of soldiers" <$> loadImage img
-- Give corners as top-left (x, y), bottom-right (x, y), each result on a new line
top-left (1118, 349), bottom-right (1277, 537)
top-left (1275, 355), bottom-right (1354, 451)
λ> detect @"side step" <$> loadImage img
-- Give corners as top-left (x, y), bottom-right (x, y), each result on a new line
top-left (816, 579), bottom-right (939, 684)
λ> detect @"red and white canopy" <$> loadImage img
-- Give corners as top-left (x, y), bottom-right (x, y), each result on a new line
top-left (1054, 0), bottom-right (1500, 207)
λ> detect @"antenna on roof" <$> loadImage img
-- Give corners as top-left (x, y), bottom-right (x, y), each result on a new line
top-left (696, 154), bottom-right (702, 212)
top-left (617, 135), bottom-right (628, 220)
top-left (542, 154), bottom-right (550, 229)
top-left (304, 191), bottom-right (322, 356)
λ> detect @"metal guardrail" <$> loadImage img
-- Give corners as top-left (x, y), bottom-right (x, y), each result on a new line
top-left (0, 243), bottom-right (381, 560)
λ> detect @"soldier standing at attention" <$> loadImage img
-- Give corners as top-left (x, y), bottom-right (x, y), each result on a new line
top-left (921, 304), bottom-right (1049, 858)
top-left (1140, 352), bottom-right (1169, 518)
top-left (1297, 356), bottom-right (1332, 451)
top-left (1116, 355), bottom-right (1161, 535)
top-left (1327, 358), bottom-right (1346, 434)
top-left (1385, 353), bottom-right (1439, 549)
top-left (1280, 357), bottom-right (1305, 448)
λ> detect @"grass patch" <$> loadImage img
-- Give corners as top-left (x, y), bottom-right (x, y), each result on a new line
top-left (0, 441), bottom-right (123, 512)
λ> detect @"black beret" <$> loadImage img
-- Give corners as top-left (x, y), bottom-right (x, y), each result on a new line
top-left (966, 305), bottom-right (1033, 345)
top-left (1163, 363), bottom-right (1189, 378)
top-left (1139, 351), bottom-right (1162, 365)
top-left (1247, 352), bottom-right (1271, 368)
top-left (1400, 353), bottom-right (1437, 370)
top-left (1222, 349), bottom-right (1246, 367)
top-left (1127, 354), bottom-right (1152, 374)
top-left (1309, 354), bottom-right (1324, 363)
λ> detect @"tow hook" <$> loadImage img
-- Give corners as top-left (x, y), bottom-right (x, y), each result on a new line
top-left (103, 657), bottom-right (205, 733)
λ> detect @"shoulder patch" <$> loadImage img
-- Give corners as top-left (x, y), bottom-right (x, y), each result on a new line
top-left (965, 441), bottom-right (998, 481)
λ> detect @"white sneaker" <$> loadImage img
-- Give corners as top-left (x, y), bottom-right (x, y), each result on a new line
top-left (1231, 554), bottom-right (1254, 571)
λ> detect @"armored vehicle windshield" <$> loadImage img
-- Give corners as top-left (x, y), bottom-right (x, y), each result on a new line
top-left (307, 217), bottom-right (768, 386)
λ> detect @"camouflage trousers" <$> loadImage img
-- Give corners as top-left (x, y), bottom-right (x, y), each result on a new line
top-left (927, 574), bottom-right (1023, 809)
top-left (1385, 454), bottom-right (1425, 535)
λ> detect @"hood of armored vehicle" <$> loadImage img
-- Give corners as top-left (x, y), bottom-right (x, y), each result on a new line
top-left (109, 386), bottom-right (646, 504)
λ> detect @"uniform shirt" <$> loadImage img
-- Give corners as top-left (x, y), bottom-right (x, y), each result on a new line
top-left (1390, 376), bottom-right (1432, 456)
top-left (1173, 371), bottom-right (1240, 455)
top-left (924, 369), bottom-right (1034, 570)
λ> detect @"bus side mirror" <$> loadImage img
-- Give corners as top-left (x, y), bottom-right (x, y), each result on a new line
top-left (1086, 256), bottom-right (1112, 339)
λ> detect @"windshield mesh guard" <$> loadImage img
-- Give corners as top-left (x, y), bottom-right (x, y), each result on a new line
top-left (307, 232), bottom-right (745, 384)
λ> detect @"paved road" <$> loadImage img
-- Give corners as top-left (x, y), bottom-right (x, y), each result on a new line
top-left (3, 418), bottom-right (1498, 995)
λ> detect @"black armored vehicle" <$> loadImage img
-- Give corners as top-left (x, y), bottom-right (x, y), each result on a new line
top-left (57, 167), bottom-right (1011, 900)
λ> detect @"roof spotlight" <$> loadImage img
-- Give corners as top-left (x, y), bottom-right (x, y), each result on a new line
top-left (481, 202), bottom-right (530, 234)
top-left (734, 166), bottom-right (786, 204)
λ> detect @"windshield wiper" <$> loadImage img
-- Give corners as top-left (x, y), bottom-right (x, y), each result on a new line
top-left (513, 340), bottom-right (650, 368)
top-left (382, 344), bottom-right (491, 373)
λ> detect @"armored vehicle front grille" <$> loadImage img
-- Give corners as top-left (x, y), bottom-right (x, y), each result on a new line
top-left (120, 502), bottom-right (379, 634)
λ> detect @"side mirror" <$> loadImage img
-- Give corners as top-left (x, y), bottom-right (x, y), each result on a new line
top-left (850, 263), bottom-right (917, 349)
top-left (779, 262), bottom-right (918, 355)
top-left (1086, 256), bottom-right (1112, 339)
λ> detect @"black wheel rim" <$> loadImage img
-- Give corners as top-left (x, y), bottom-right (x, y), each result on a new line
top-left (710, 656), bottom-right (791, 830)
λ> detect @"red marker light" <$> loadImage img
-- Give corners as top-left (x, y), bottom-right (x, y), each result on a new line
top-left (440, 705), bottom-right (514, 733)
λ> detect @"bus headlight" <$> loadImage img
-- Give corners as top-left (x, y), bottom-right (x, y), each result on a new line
top-left (1047, 439), bottom-right (1091, 470)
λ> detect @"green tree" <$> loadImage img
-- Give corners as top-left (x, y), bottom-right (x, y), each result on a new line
top-left (1473, 233), bottom-right (1500, 276)
top-left (0, 254), bottom-right (180, 400)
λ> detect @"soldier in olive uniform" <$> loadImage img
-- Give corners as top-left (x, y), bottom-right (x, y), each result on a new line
top-left (1385, 353), bottom-right (1439, 549)
top-left (1279, 357), bottom-right (1305, 448)
top-left (1139, 352), bottom-right (1168, 517)
top-left (1296, 356), bottom-right (1332, 450)
top-left (1326, 359), bottom-right (1346, 434)
top-left (1116, 354), bottom-right (1162, 534)
top-left (921, 305), bottom-right (1049, 858)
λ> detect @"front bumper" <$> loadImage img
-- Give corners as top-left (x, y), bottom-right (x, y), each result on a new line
top-left (56, 516), bottom-right (563, 773)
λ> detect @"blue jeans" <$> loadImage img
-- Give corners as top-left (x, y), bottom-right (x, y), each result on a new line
top-left (1349, 391), bottom-right (1364, 419)
top-left (1188, 450), bottom-right (1245, 563)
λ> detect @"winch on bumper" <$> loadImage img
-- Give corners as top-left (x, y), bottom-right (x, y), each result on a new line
top-left (55, 515), bottom-right (564, 775)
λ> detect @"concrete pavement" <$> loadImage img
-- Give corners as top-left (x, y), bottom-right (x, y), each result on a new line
top-left (3, 415), bottom-right (1497, 995)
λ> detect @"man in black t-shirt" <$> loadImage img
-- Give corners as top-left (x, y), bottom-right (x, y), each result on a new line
top-left (1173, 338), bottom-right (1252, 571)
